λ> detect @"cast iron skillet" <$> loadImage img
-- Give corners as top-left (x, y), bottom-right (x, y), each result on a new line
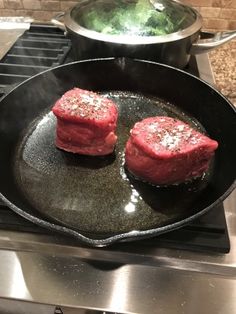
top-left (0, 58), bottom-right (235, 247)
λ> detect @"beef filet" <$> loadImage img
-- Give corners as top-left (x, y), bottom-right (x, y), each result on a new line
top-left (52, 88), bottom-right (118, 155)
top-left (125, 116), bottom-right (218, 185)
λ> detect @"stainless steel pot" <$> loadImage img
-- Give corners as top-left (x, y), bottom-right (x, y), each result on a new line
top-left (51, 0), bottom-right (236, 68)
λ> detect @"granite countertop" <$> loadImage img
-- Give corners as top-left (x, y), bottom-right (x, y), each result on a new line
top-left (209, 40), bottom-right (236, 106)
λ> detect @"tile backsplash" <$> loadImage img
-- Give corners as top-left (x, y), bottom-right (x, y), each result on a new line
top-left (0, 0), bottom-right (235, 30)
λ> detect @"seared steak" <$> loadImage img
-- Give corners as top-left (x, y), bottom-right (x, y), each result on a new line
top-left (125, 116), bottom-right (218, 185)
top-left (52, 88), bottom-right (118, 155)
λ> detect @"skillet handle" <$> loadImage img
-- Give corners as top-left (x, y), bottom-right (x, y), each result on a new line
top-left (190, 30), bottom-right (236, 54)
top-left (51, 12), bottom-right (66, 31)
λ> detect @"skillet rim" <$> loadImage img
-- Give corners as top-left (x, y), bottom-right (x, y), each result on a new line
top-left (0, 57), bottom-right (235, 247)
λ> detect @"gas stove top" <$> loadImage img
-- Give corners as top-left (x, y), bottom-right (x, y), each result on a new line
top-left (0, 23), bottom-right (235, 314)
top-left (0, 23), bottom-right (230, 253)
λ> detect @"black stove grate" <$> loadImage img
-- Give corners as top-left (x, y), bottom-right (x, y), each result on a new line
top-left (0, 24), bottom-right (230, 253)
top-left (0, 24), bottom-right (71, 93)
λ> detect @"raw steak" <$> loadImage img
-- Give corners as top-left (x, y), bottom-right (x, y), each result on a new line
top-left (125, 116), bottom-right (218, 185)
top-left (52, 88), bottom-right (118, 156)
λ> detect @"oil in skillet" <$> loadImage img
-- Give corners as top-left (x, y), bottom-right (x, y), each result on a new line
top-left (13, 90), bottom-right (215, 234)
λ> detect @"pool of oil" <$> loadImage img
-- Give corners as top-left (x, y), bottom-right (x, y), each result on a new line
top-left (14, 91), bottom-right (214, 235)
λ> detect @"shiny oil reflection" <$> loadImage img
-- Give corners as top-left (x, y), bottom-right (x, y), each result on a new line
top-left (124, 188), bottom-right (140, 213)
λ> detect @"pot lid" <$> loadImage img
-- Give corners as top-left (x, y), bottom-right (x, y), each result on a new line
top-left (68, 0), bottom-right (202, 43)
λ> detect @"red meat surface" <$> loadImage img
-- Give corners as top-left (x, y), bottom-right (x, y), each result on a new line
top-left (52, 88), bottom-right (118, 155)
top-left (125, 116), bottom-right (218, 185)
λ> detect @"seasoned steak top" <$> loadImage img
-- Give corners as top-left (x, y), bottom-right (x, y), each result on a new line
top-left (52, 88), bottom-right (118, 125)
top-left (130, 116), bottom-right (218, 158)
